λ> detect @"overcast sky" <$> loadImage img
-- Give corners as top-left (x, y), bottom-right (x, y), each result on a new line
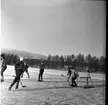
top-left (0, 0), bottom-right (106, 57)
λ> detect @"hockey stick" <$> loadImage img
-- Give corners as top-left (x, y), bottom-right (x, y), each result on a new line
top-left (61, 74), bottom-right (65, 76)
top-left (13, 75), bottom-right (26, 87)
top-left (19, 80), bottom-right (26, 87)
top-left (61, 74), bottom-right (71, 85)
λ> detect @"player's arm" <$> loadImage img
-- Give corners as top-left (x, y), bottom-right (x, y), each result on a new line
top-left (26, 65), bottom-right (30, 78)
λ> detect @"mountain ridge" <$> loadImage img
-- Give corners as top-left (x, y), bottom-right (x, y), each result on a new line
top-left (1, 48), bottom-right (48, 60)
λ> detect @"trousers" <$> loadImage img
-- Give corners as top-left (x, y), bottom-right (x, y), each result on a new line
top-left (9, 69), bottom-right (23, 90)
top-left (38, 69), bottom-right (44, 81)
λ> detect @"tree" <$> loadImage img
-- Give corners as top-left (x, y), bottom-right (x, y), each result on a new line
top-left (76, 54), bottom-right (84, 63)
top-left (71, 54), bottom-right (75, 62)
top-left (91, 56), bottom-right (99, 72)
top-left (76, 54), bottom-right (85, 70)
top-left (48, 54), bottom-right (51, 61)
top-left (98, 56), bottom-right (105, 72)
top-left (99, 56), bottom-right (105, 65)
top-left (55, 55), bottom-right (59, 61)
top-left (85, 54), bottom-right (92, 70)
top-left (59, 56), bottom-right (64, 68)
top-left (85, 54), bottom-right (92, 63)
top-left (66, 55), bottom-right (72, 65)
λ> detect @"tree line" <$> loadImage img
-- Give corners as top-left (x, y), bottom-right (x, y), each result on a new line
top-left (2, 53), bottom-right (105, 73)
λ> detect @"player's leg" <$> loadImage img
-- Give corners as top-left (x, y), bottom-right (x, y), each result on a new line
top-left (38, 71), bottom-right (41, 81)
top-left (70, 78), bottom-right (74, 86)
top-left (15, 79), bottom-right (20, 89)
top-left (41, 71), bottom-right (44, 81)
top-left (67, 74), bottom-right (71, 82)
top-left (8, 70), bottom-right (21, 90)
top-left (73, 78), bottom-right (77, 87)
top-left (26, 69), bottom-right (30, 78)
top-left (1, 66), bottom-right (7, 82)
top-left (8, 76), bottom-right (18, 90)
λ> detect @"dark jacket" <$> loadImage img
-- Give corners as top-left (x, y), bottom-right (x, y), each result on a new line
top-left (15, 61), bottom-right (25, 71)
top-left (24, 64), bottom-right (29, 72)
top-left (67, 66), bottom-right (72, 75)
top-left (39, 63), bottom-right (45, 72)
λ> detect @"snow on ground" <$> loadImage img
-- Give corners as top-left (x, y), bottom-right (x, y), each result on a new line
top-left (0, 65), bottom-right (105, 105)
top-left (3, 65), bottom-right (105, 80)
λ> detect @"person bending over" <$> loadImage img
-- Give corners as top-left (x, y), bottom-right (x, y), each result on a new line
top-left (8, 57), bottom-right (25, 90)
top-left (70, 67), bottom-right (79, 87)
top-left (21, 63), bottom-right (30, 78)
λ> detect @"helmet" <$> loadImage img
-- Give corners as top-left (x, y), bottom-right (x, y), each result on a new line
top-left (20, 57), bottom-right (23, 61)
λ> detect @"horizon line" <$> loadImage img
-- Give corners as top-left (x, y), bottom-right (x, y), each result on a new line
top-left (1, 47), bottom-right (105, 58)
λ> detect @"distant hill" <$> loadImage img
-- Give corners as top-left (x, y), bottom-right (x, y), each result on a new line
top-left (1, 48), bottom-right (48, 60)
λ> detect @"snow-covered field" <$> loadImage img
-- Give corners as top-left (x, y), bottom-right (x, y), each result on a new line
top-left (3, 65), bottom-right (105, 80)
top-left (0, 65), bottom-right (105, 105)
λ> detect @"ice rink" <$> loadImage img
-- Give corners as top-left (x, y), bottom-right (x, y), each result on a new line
top-left (0, 65), bottom-right (105, 105)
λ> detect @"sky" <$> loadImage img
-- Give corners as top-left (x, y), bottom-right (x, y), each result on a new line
top-left (0, 0), bottom-right (106, 57)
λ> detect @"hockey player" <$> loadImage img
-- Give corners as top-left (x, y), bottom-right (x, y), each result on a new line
top-left (38, 62), bottom-right (45, 81)
top-left (8, 57), bottom-right (25, 90)
top-left (0, 54), bottom-right (7, 82)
